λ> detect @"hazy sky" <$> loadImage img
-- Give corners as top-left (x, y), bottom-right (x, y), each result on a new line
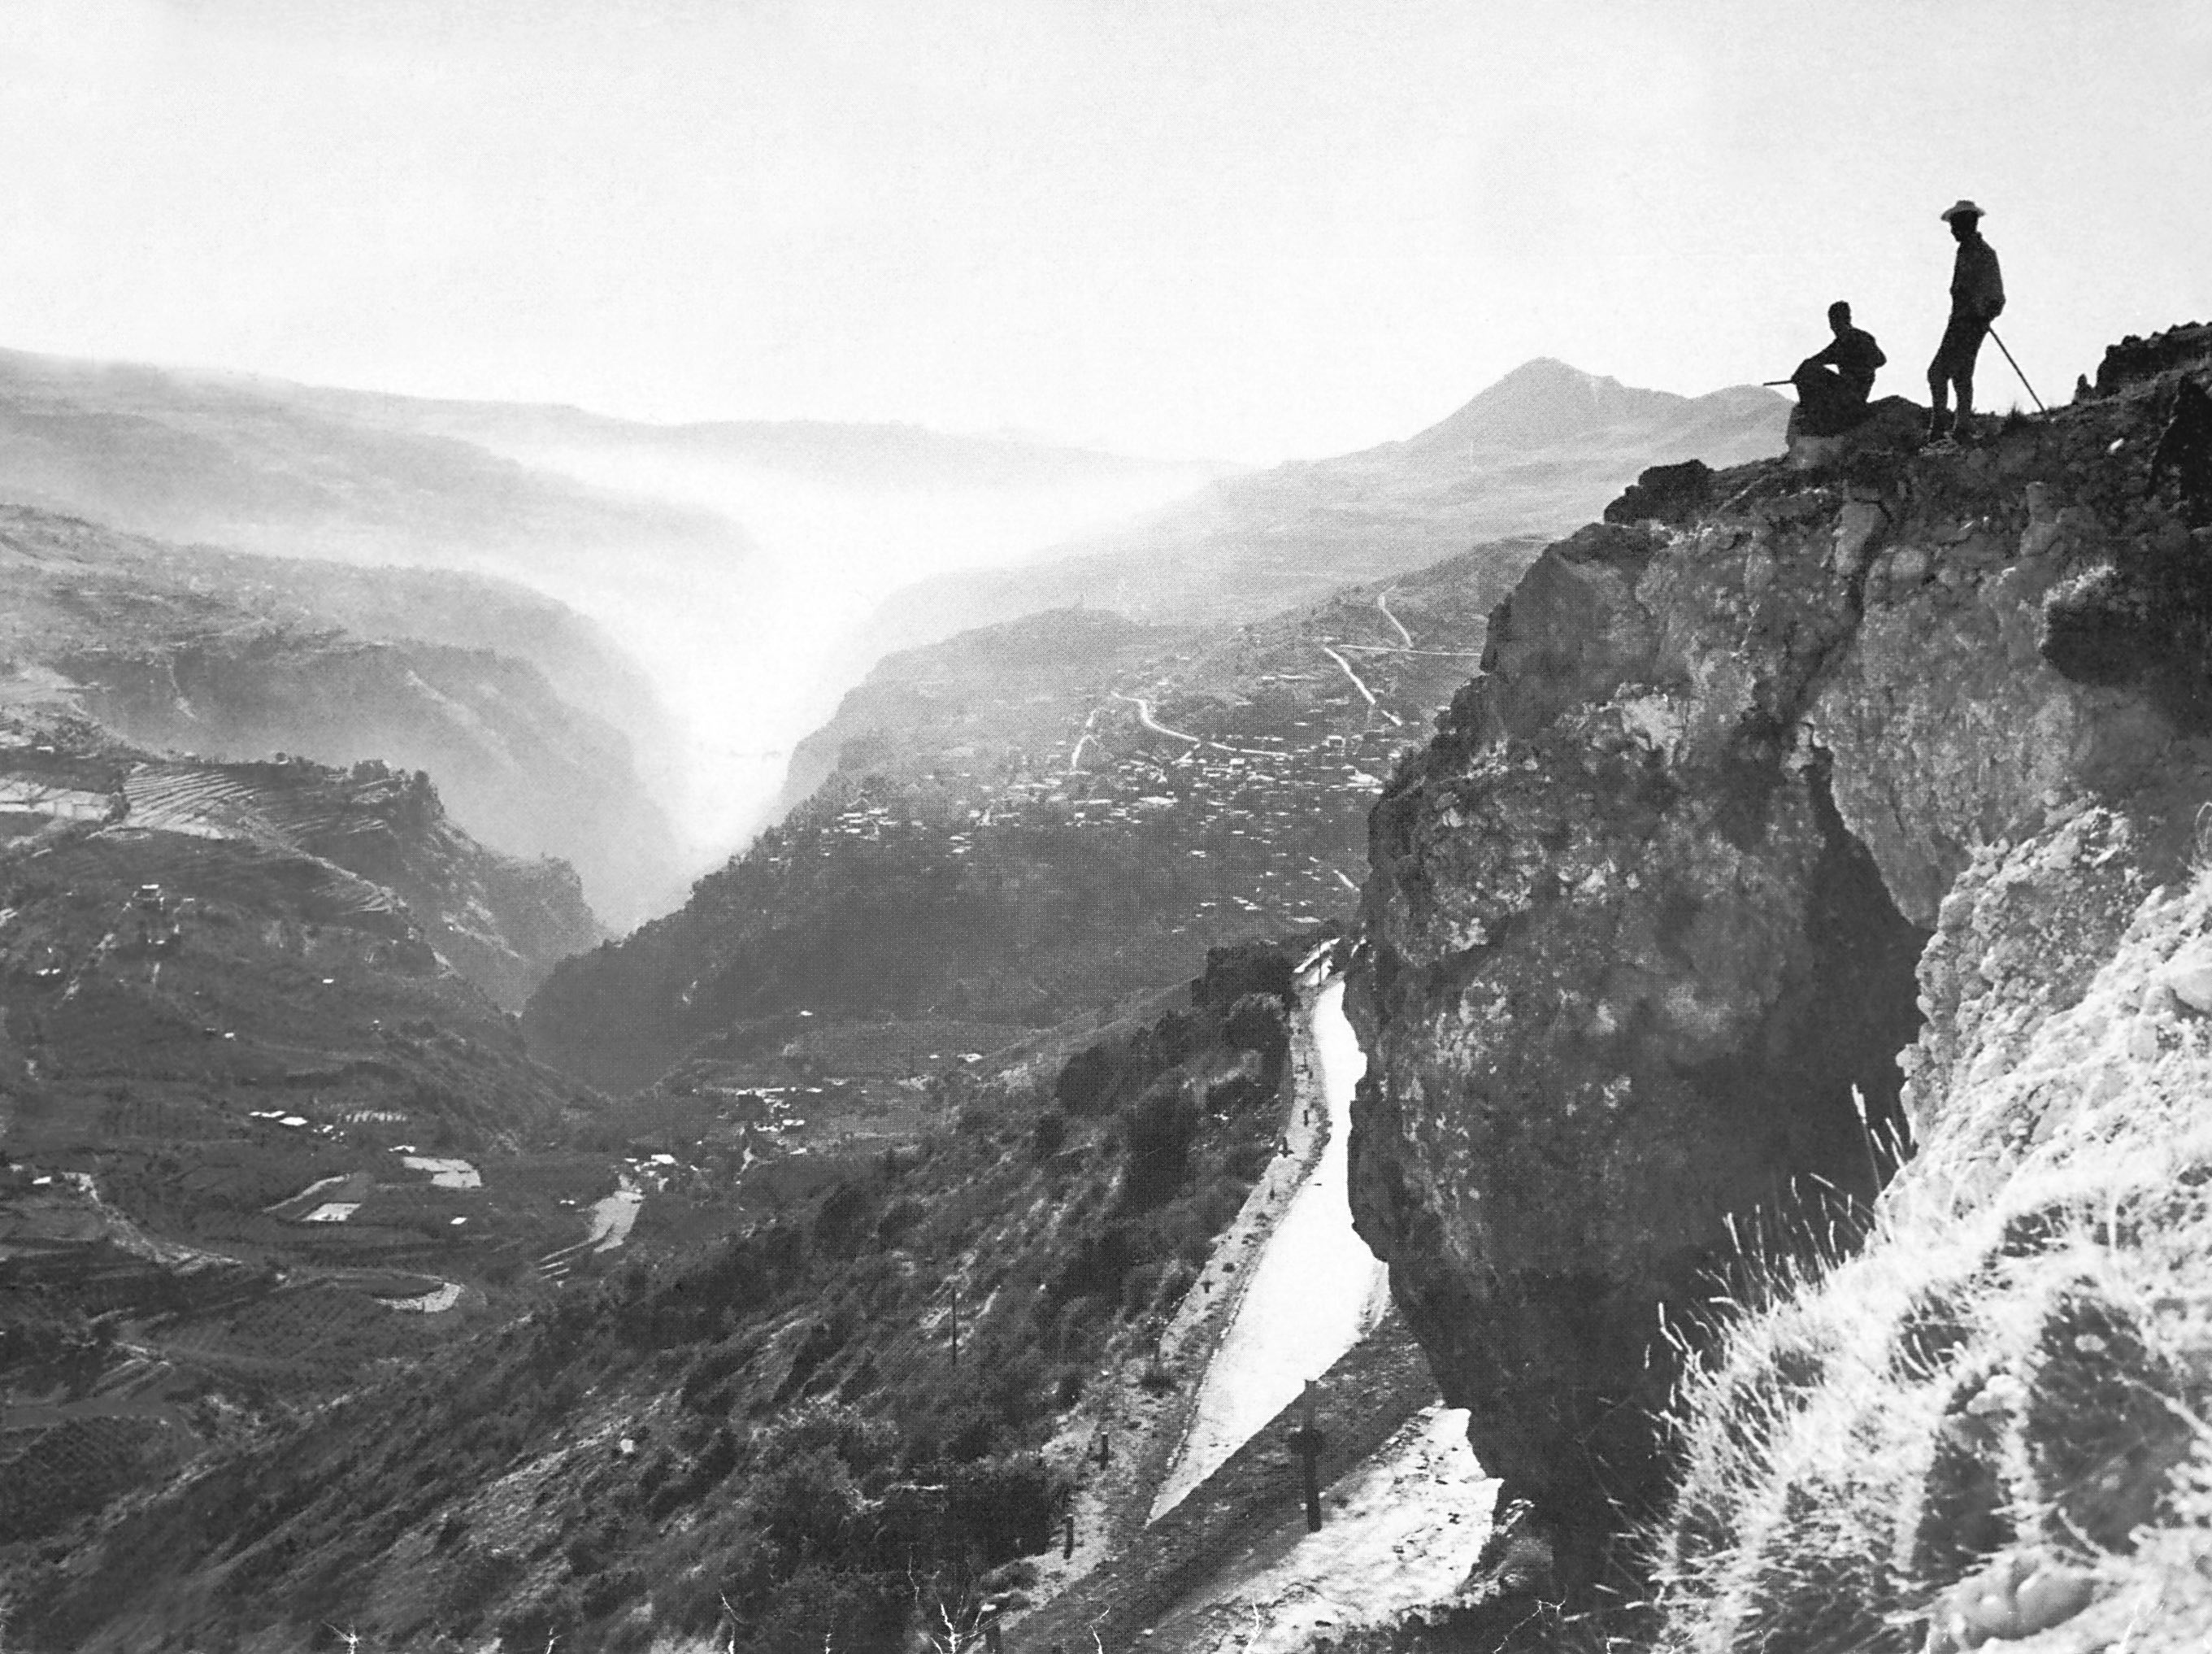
top-left (5, 0), bottom-right (2208, 464)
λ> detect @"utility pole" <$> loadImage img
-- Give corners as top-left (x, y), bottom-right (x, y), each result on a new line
top-left (1287, 1381), bottom-right (1326, 1533)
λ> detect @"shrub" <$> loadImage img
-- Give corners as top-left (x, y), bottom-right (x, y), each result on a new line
top-left (749, 1400), bottom-right (897, 1483)
top-left (2024, 1291), bottom-right (2192, 1550)
top-left (940, 1404), bottom-right (1008, 1464)
top-left (750, 1446), bottom-right (857, 1556)
top-left (1223, 992), bottom-right (1286, 1051)
top-left (1119, 1082), bottom-right (1200, 1207)
top-left (441, 1543), bottom-right (524, 1630)
top-left (1206, 1068), bottom-right (1273, 1119)
top-left (814, 1178), bottom-right (880, 1257)
top-left (1045, 1225), bottom-right (1136, 1308)
top-left (739, 1565), bottom-right (905, 1654)
top-left (1195, 940), bottom-right (1293, 1008)
top-left (1148, 1008), bottom-right (1197, 1067)
top-left (958, 1100), bottom-right (1001, 1134)
top-left (1123, 1082), bottom-right (1199, 1157)
top-left (943, 1454), bottom-right (1070, 1563)
top-left (1054, 1042), bottom-right (1120, 1115)
top-left (1223, 1138), bottom-right (1271, 1181)
top-left (876, 1197), bottom-right (925, 1246)
top-left (494, 1582), bottom-right (582, 1649)
top-left (578, 1561), bottom-right (644, 1621)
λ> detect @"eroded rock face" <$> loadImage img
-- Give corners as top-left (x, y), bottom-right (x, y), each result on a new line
top-left (1349, 348), bottom-right (2212, 1573)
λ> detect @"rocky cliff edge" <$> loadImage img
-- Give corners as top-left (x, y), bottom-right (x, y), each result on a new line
top-left (1346, 323), bottom-right (2212, 1645)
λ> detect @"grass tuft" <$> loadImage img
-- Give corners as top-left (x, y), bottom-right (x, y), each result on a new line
top-left (1643, 1123), bottom-right (2212, 1653)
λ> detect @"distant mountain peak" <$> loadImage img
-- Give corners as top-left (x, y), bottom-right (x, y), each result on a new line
top-left (1487, 356), bottom-right (1616, 391)
top-left (1403, 357), bottom-right (1781, 457)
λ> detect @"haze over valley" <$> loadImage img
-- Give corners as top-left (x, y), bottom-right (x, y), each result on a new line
top-left (7, 6), bottom-right (2211, 1653)
top-left (0, 341), bottom-right (1789, 908)
top-left (0, 346), bottom-right (1228, 876)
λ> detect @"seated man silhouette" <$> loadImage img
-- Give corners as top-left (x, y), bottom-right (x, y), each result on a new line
top-left (1791, 301), bottom-right (1887, 437)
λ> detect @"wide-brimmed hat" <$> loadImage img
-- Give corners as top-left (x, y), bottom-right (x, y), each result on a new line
top-left (1940, 199), bottom-right (1985, 222)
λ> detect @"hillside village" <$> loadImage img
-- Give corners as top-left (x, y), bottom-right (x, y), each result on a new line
top-left (830, 568), bottom-right (1513, 927)
top-left (527, 541), bottom-right (1546, 1103)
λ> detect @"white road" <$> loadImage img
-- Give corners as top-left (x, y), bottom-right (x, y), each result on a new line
top-left (1150, 977), bottom-right (1390, 1520)
top-left (1376, 588), bottom-right (1415, 650)
top-left (1318, 646), bottom-right (1377, 707)
top-left (1111, 690), bottom-right (1204, 745)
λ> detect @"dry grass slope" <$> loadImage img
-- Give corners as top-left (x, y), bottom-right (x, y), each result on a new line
top-left (1650, 842), bottom-right (2212, 1653)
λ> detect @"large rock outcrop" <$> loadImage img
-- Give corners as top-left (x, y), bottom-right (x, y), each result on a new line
top-left (1347, 326), bottom-right (2212, 1595)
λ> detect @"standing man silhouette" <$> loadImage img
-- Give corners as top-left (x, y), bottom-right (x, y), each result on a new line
top-left (1927, 200), bottom-right (2005, 441)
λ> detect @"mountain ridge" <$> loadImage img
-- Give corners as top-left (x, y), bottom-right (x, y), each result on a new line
top-left (0, 342), bottom-right (1233, 851)
top-left (0, 503), bottom-right (683, 925)
top-left (0, 344), bottom-right (1228, 507)
top-left (1397, 357), bottom-right (1775, 455)
top-left (862, 360), bottom-right (1788, 657)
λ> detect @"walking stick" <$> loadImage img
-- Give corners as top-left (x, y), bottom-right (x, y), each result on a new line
top-left (1986, 326), bottom-right (2045, 413)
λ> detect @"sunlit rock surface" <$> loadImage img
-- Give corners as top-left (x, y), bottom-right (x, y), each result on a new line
top-left (1347, 324), bottom-right (2212, 1606)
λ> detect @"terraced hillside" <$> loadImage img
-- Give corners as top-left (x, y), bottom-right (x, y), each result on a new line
top-left (10, 942), bottom-right (1309, 1654)
top-left (0, 712), bottom-right (612, 1549)
top-left (526, 538), bottom-right (1544, 1095)
top-left (0, 503), bottom-right (681, 924)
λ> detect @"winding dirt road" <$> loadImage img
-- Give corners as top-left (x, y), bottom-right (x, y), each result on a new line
top-left (1111, 690), bottom-right (1205, 745)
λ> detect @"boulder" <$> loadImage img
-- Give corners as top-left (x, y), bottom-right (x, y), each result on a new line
top-left (2163, 943), bottom-right (2212, 1014)
top-left (2091, 319), bottom-right (2212, 395)
top-left (1922, 1550), bottom-right (2097, 1652)
top-left (1786, 394), bottom-right (1926, 469)
top-left (1602, 458), bottom-right (1715, 526)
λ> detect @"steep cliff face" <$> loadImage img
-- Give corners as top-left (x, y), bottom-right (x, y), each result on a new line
top-left (0, 503), bottom-right (679, 923)
top-left (1348, 324), bottom-right (2212, 1608)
